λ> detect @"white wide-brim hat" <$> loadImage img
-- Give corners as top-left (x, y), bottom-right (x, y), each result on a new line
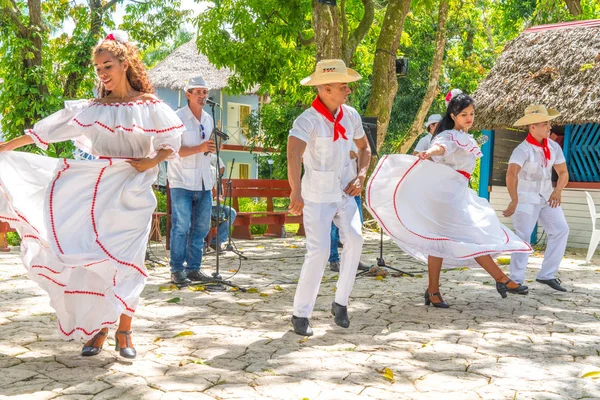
top-left (513, 104), bottom-right (560, 126)
top-left (300, 59), bottom-right (362, 86)
top-left (424, 114), bottom-right (442, 128)
top-left (184, 76), bottom-right (209, 91)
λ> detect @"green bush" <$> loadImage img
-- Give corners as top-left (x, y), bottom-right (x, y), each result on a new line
top-left (7, 232), bottom-right (21, 246)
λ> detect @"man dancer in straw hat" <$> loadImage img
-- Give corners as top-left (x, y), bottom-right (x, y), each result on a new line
top-left (287, 59), bottom-right (372, 336)
top-left (503, 105), bottom-right (570, 292)
top-left (412, 113), bottom-right (442, 155)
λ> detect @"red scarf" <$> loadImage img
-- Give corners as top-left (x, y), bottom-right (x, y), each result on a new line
top-left (526, 133), bottom-right (551, 166)
top-left (312, 96), bottom-right (347, 142)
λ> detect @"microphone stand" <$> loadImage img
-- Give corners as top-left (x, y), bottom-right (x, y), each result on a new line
top-left (363, 121), bottom-right (414, 277)
top-left (205, 101), bottom-right (246, 292)
top-left (223, 158), bottom-right (247, 259)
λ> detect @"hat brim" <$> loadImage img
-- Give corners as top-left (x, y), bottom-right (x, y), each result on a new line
top-left (184, 84), bottom-right (209, 91)
top-left (300, 68), bottom-right (362, 86)
top-left (513, 108), bottom-right (560, 127)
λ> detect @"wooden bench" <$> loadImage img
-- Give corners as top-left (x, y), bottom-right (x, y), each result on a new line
top-left (0, 222), bottom-right (15, 252)
top-left (229, 179), bottom-right (305, 240)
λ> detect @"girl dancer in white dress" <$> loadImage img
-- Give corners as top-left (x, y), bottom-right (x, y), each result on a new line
top-left (0, 31), bottom-right (182, 358)
top-left (366, 91), bottom-right (531, 308)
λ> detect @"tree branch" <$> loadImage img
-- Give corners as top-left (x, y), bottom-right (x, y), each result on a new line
top-left (342, 0), bottom-right (374, 64)
top-left (102, 0), bottom-right (121, 11)
top-left (2, 0), bottom-right (28, 37)
top-left (563, 0), bottom-right (582, 16)
top-left (398, 0), bottom-right (449, 154)
top-left (341, 0), bottom-right (349, 49)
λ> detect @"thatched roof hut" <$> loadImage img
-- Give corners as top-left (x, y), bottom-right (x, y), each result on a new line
top-left (148, 40), bottom-right (232, 91)
top-left (473, 20), bottom-right (600, 130)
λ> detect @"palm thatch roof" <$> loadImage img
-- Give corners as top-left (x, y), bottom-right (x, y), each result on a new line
top-left (148, 40), bottom-right (232, 91)
top-left (473, 20), bottom-right (600, 130)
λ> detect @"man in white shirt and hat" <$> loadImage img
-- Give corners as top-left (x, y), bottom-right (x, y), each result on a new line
top-left (288, 59), bottom-right (372, 336)
top-left (412, 114), bottom-right (442, 155)
top-left (168, 76), bottom-right (217, 286)
top-left (503, 104), bottom-right (569, 292)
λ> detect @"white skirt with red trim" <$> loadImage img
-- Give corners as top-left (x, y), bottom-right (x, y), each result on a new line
top-left (0, 152), bottom-right (155, 340)
top-left (366, 155), bottom-right (531, 267)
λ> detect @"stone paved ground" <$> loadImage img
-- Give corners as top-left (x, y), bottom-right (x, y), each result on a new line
top-left (1, 232), bottom-right (600, 400)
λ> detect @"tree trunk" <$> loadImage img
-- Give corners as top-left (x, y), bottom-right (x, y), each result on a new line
top-left (341, 0), bottom-right (375, 65)
top-left (564, 0), bottom-right (582, 16)
top-left (364, 0), bottom-right (411, 153)
top-left (63, 0), bottom-right (105, 98)
top-left (398, 0), bottom-right (449, 155)
top-left (312, 0), bottom-right (342, 60)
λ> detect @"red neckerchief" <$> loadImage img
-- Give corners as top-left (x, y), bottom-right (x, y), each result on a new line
top-left (526, 133), bottom-right (551, 167)
top-left (311, 96), bottom-right (347, 142)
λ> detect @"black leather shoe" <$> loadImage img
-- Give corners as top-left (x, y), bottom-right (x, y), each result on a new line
top-left (291, 316), bottom-right (313, 336)
top-left (536, 278), bottom-right (567, 292)
top-left (424, 289), bottom-right (450, 308)
top-left (81, 329), bottom-right (108, 357)
top-left (330, 261), bottom-right (340, 272)
top-left (496, 279), bottom-right (529, 298)
top-left (115, 331), bottom-right (136, 359)
top-left (357, 262), bottom-right (370, 271)
top-left (187, 270), bottom-right (212, 282)
top-left (331, 302), bottom-right (350, 328)
top-left (171, 271), bottom-right (191, 286)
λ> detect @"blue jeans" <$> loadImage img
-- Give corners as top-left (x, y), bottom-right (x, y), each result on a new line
top-left (210, 204), bottom-right (237, 247)
top-left (169, 188), bottom-right (212, 273)
top-left (329, 196), bottom-right (363, 263)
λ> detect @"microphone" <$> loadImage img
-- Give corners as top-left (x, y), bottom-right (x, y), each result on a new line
top-left (206, 97), bottom-right (221, 108)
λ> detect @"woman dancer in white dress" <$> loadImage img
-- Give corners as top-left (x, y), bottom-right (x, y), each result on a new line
top-left (0, 31), bottom-right (182, 358)
top-left (366, 91), bottom-right (530, 308)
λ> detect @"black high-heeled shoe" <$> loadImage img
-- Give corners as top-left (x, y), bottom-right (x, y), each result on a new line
top-left (424, 289), bottom-right (450, 308)
top-left (496, 279), bottom-right (529, 298)
top-left (114, 330), bottom-right (136, 359)
top-left (81, 329), bottom-right (108, 357)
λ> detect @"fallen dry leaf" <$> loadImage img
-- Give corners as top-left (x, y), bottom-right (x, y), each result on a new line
top-left (247, 287), bottom-right (259, 293)
top-left (188, 285), bottom-right (205, 292)
top-left (259, 292), bottom-right (269, 297)
top-left (153, 337), bottom-right (162, 343)
top-left (381, 367), bottom-right (395, 383)
top-left (582, 371), bottom-right (600, 379)
top-left (274, 285), bottom-right (283, 291)
top-left (298, 336), bottom-right (309, 344)
top-left (174, 331), bottom-right (194, 338)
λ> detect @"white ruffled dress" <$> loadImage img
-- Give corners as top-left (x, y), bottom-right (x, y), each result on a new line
top-left (0, 99), bottom-right (183, 340)
top-left (366, 130), bottom-right (531, 267)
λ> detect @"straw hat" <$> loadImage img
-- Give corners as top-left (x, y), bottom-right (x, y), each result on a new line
top-left (424, 114), bottom-right (442, 128)
top-left (513, 105), bottom-right (560, 126)
top-left (300, 59), bottom-right (361, 86)
top-left (184, 76), bottom-right (208, 91)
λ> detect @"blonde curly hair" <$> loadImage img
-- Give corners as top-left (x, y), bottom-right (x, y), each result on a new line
top-left (93, 37), bottom-right (154, 98)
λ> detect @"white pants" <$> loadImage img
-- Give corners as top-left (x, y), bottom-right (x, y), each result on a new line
top-left (293, 196), bottom-right (364, 318)
top-left (510, 202), bottom-right (569, 283)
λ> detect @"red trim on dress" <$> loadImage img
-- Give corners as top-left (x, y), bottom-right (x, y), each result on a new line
top-left (90, 100), bottom-right (162, 107)
top-left (32, 265), bottom-right (61, 274)
top-left (58, 320), bottom-right (117, 337)
top-left (64, 290), bottom-right (105, 297)
top-left (115, 294), bottom-right (135, 313)
top-left (37, 273), bottom-right (66, 287)
top-left (26, 129), bottom-right (49, 146)
top-left (49, 159), bottom-right (70, 254)
top-left (0, 215), bottom-right (20, 223)
top-left (72, 118), bottom-right (184, 134)
top-left (90, 160), bottom-right (148, 278)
